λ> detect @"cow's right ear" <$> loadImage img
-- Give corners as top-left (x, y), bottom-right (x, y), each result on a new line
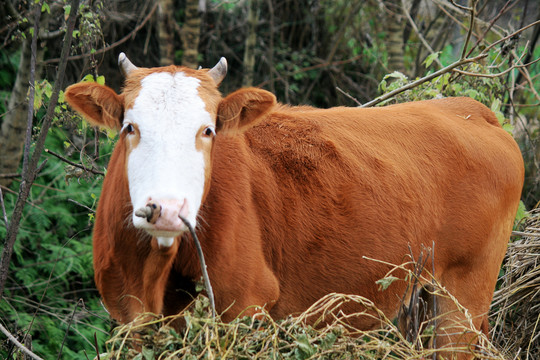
top-left (216, 88), bottom-right (276, 133)
top-left (65, 82), bottom-right (124, 131)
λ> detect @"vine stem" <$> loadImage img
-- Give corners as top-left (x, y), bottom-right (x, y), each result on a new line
top-left (178, 215), bottom-right (216, 318)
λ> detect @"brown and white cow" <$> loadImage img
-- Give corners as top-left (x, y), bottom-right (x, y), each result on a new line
top-left (65, 53), bottom-right (523, 356)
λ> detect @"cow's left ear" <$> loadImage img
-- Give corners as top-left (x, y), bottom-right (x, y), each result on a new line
top-left (216, 88), bottom-right (276, 133)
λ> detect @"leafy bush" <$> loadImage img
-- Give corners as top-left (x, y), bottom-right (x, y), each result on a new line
top-left (0, 92), bottom-right (113, 359)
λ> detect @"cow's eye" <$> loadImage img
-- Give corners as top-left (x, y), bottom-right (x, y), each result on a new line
top-left (203, 126), bottom-right (216, 137)
top-left (122, 123), bottom-right (135, 134)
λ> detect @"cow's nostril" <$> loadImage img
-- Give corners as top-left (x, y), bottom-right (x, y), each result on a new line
top-left (134, 202), bottom-right (161, 224)
top-left (134, 206), bottom-right (152, 219)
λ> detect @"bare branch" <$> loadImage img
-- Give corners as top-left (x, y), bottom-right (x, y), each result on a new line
top-left (43, 2), bottom-right (158, 65)
top-left (21, 0), bottom-right (42, 182)
top-left (460, 0), bottom-right (477, 60)
top-left (362, 18), bottom-right (540, 108)
top-left (44, 149), bottom-right (105, 176)
top-left (483, 19), bottom-right (540, 54)
top-left (465, 0), bottom-right (514, 58)
top-left (67, 199), bottom-right (95, 213)
top-left (0, 187), bottom-right (8, 227)
top-left (0, 185), bottom-right (46, 213)
top-left (336, 86), bottom-right (362, 106)
top-left (361, 53), bottom-right (487, 108)
top-left (0, 322), bottom-right (44, 360)
top-left (0, 173), bottom-right (21, 179)
top-left (450, 0), bottom-right (472, 11)
top-left (452, 44), bottom-right (529, 78)
top-left (401, 0), bottom-right (442, 68)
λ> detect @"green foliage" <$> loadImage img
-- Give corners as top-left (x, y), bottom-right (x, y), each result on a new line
top-left (0, 123), bottom-right (113, 359)
top-left (0, 70), bottom-right (114, 358)
top-left (514, 201), bottom-right (529, 229)
top-left (376, 62), bottom-right (507, 125)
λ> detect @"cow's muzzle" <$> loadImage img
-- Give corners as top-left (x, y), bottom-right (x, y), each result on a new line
top-left (134, 198), bottom-right (189, 236)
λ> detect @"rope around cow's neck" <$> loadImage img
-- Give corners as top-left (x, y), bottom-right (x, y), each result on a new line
top-left (178, 215), bottom-right (216, 318)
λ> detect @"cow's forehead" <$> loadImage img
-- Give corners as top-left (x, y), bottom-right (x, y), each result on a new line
top-left (128, 72), bottom-right (206, 125)
top-left (122, 67), bottom-right (221, 116)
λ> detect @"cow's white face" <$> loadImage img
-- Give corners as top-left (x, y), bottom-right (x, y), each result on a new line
top-left (125, 71), bottom-right (216, 245)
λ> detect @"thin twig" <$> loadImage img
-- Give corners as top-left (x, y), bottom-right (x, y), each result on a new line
top-left (450, 0), bottom-right (472, 11)
top-left (67, 199), bottom-right (95, 213)
top-left (465, 0), bottom-right (514, 58)
top-left (0, 185), bottom-right (46, 213)
top-left (336, 86), bottom-right (362, 106)
top-left (45, 149), bottom-right (105, 176)
top-left (453, 44), bottom-right (529, 78)
top-left (43, 2), bottom-right (158, 65)
top-left (0, 188), bottom-right (8, 227)
top-left (178, 215), bottom-right (216, 318)
top-left (401, 0), bottom-right (442, 68)
top-left (57, 299), bottom-right (83, 360)
top-left (93, 332), bottom-right (101, 360)
top-left (0, 173), bottom-right (21, 179)
top-left (483, 19), bottom-right (540, 54)
top-left (460, 0), bottom-right (477, 60)
top-left (0, 322), bottom-right (44, 360)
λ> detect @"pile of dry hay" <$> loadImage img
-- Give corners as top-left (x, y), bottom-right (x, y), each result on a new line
top-left (491, 207), bottom-right (540, 359)
top-left (99, 287), bottom-right (507, 359)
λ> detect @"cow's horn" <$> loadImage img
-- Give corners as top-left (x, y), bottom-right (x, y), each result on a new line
top-left (208, 57), bottom-right (227, 85)
top-left (118, 52), bottom-right (138, 77)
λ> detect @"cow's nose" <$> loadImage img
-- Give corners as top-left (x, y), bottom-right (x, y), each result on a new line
top-left (134, 198), bottom-right (188, 232)
top-left (134, 201), bottom-right (161, 224)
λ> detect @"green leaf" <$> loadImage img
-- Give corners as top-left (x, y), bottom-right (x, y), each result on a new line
top-left (423, 52), bottom-right (440, 68)
top-left (142, 347), bottom-right (154, 360)
top-left (383, 71), bottom-right (408, 82)
top-left (96, 75), bottom-right (105, 85)
top-left (514, 200), bottom-right (528, 228)
top-left (64, 4), bottom-right (71, 17)
top-left (376, 276), bottom-right (399, 291)
top-left (82, 74), bottom-right (95, 82)
top-left (320, 332), bottom-right (337, 350)
top-left (502, 122), bottom-right (514, 135)
top-left (41, 2), bottom-right (50, 14)
top-left (44, 81), bottom-right (52, 98)
top-left (294, 334), bottom-right (316, 359)
top-left (491, 98), bottom-right (501, 113)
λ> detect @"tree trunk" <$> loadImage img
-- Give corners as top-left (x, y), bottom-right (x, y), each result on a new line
top-left (181, 0), bottom-right (202, 69)
top-left (158, 0), bottom-right (175, 66)
top-left (0, 28), bottom-right (45, 187)
top-left (242, 0), bottom-right (259, 87)
top-left (385, 0), bottom-right (406, 73)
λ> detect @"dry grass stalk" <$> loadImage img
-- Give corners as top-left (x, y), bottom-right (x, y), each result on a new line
top-left (491, 207), bottom-right (540, 359)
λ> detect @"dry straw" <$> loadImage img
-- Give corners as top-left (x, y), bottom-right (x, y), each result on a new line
top-left (98, 258), bottom-right (510, 360)
top-left (491, 207), bottom-right (540, 359)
